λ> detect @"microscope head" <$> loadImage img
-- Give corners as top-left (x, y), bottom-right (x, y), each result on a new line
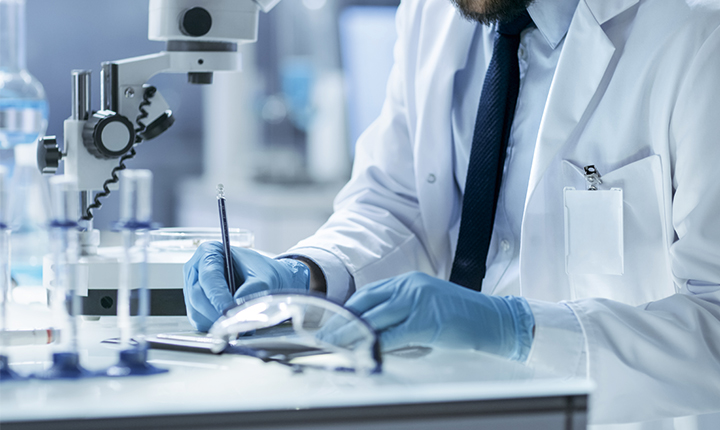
top-left (148, 0), bottom-right (283, 44)
top-left (148, 0), bottom-right (281, 83)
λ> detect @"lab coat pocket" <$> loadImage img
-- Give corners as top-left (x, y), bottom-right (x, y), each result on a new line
top-left (561, 156), bottom-right (672, 304)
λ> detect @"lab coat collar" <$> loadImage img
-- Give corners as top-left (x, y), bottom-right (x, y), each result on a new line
top-left (585, 0), bottom-right (641, 25)
top-left (526, 0), bottom-right (641, 49)
top-left (525, 0), bottom-right (640, 205)
top-left (528, 0), bottom-right (580, 49)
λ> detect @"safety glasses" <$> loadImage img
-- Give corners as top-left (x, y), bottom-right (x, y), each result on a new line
top-left (209, 292), bottom-right (382, 375)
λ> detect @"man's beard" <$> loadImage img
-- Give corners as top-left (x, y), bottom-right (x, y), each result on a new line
top-left (451, 0), bottom-right (534, 25)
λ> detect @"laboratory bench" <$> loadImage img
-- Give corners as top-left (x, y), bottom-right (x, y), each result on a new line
top-left (0, 291), bottom-right (591, 430)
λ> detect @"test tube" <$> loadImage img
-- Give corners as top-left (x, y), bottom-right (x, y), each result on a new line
top-left (0, 166), bottom-right (21, 380)
top-left (105, 170), bottom-right (166, 376)
top-left (35, 176), bottom-right (90, 379)
top-left (117, 170), bottom-right (152, 349)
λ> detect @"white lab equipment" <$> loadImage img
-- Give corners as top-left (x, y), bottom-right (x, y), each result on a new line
top-left (36, 0), bottom-right (281, 317)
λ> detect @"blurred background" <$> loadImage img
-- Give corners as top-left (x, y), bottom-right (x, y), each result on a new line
top-left (23, 0), bottom-right (399, 254)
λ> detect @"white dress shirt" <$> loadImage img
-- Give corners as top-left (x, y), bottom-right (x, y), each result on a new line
top-left (453, 0), bottom-right (579, 296)
top-left (451, 0), bottom-right (587, 377)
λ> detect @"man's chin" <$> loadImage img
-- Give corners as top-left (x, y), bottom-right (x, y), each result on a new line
top-left (450, 0), bottom-right (533, 25)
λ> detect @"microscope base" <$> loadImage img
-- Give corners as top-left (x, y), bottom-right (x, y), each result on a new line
top-left (43, 247), bottom-right (190, 317)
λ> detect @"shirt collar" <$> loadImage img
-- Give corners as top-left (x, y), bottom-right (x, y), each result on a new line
top-left (527, 0), bottom-right (580, 49)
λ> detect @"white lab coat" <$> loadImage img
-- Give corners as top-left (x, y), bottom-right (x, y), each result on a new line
top-left (290, 0), bottom-right (720, 424)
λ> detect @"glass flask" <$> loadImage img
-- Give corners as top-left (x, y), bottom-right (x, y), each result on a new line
top-left (0, 0), bottom-right (48, 150)
top-left (0, 0), bottom-right (50, 287)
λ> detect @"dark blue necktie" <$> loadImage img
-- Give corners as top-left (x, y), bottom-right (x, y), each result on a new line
top-left (449, 11), bottom-right (533, 291)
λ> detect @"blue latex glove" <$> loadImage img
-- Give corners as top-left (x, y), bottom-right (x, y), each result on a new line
top-left (325, 271), bottom-right (535, 361)
top-left (183, 242), bottom-right (310, 331)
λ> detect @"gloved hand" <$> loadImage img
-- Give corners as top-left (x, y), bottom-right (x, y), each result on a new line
top-left (324, 271), bottom-right (535, 361)
top-left (183, 242), bottom-right (310, 331)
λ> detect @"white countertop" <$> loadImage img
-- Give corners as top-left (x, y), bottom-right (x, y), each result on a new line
top-left (0, 291), bottom-right (592, 424)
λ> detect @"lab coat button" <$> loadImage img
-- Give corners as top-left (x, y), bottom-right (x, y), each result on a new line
top-left (427, 174), bottom-right (436, 183)
top-left (500, 240), bottom-right (511, 252)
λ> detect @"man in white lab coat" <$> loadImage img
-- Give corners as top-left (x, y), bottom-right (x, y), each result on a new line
top-left (184, 0), bottom-right (720, 425)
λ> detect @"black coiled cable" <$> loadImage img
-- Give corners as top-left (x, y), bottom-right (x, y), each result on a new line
top-left (81, 86), bottom-right (157, 221)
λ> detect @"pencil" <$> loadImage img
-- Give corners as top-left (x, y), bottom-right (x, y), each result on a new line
top-left (216, 184), bottom-right (237, 295)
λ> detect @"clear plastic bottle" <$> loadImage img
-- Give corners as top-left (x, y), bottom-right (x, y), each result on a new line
top-left (0, 166), bottom-right (21, 380)
top-left (8, 143), bottom-right (49, 286)
top-left (0, 0), bottom-right (50, 287)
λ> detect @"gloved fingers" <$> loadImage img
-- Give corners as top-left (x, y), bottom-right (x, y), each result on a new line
top-left (185, 304), bottom-right (215, 332)
top-left (182, 242), bottom-right (234, 331)
top-left (229, 247), bottom-right (311, 293)
top-left (343, 280), bottom-right (396, 315)
top-left (197, 249), bottom-right (235, 313)
top-left (187, 281), bottom-right (225, 327)
top-left (316, 319), bottom-right (374, 348)
top-left (315, 314), bottom-right (361, 346)
top-left (315, 312), bottom-right (359, 344)
top-left (183, 241), bottom-right (219, 275)
top-left (357, 299), bottom-right (410, 332)
top-left (183, 247), bottom-right (214, 331)
top-left (183, 265), bottom-right (201, 329)
top-left (379, 322), bottom-right (414, 351)
top-left (184, 262), bottom-right (198, 289)
top-left (183, 245), bottom-right (204, 304)
top-left (230, 247), bottom-right (284, 292)
top-left (183, 262), bottom-right (198, 314)
top-left (233, 278), bottom-right (272, 301)
top-left (230, 246), bottom-right (269, 277)
top-left (197, 246), bottom-right (229, 288)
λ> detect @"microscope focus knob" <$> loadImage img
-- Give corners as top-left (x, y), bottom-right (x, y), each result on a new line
top-left (82, 110), bottom-right (136, 159)
top-left (37, 135), bottom-right (62, 174)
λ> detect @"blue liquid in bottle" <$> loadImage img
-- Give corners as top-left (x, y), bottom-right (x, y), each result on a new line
top-left (0, 97), bottom-right (48, 150)
top-left (0, 0), bottom-right (48, 149)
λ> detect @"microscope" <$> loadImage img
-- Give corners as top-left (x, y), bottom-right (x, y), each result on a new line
top-left (36, 0), bottom-right (280, 317)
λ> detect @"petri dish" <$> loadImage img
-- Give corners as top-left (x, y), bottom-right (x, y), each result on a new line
top-left (148, 227), bottom-right (254, 252)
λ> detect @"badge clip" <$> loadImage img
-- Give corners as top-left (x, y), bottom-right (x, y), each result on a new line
top-left (583, 165), bottom-right (602, 190)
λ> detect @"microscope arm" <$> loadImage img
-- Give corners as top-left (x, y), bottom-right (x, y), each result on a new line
top-left (102, 48), bottom-right (241, 121)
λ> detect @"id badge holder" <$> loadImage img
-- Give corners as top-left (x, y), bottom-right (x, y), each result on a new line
top-left (563, 166), bottom-right (624, 275)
